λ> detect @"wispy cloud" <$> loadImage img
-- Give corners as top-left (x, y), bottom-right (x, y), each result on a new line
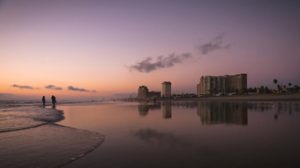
top-left (129, 53), bottom-right (192, 73)
top-left (11, 84), bottom-right (36, 90)
top-left (45, 84), bottom-right (63, 90)
top-left (132, 128), bottom-right (187, 147)
top-left (197, 33), bottom-right (230, 55)
top-left (68, 86), bottom-right (96, 93)
top-left (128, 33), bottom-right (230, 73)
top-left (0, 93), bottom-right (13, 97)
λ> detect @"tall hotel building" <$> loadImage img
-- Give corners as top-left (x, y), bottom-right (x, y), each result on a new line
top-left (161, 81), bottom-right (172, 98)
top-left (197, 74), bottom-right (247, 96)
top-left (138, 85), bottom-right (149, 99)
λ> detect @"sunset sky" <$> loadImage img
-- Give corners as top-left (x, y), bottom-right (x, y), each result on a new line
top-left (0, 0), bottom-right (299, 99)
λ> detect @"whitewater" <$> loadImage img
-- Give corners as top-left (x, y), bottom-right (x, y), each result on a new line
top-left (0, 104), bottom-right (105, 168)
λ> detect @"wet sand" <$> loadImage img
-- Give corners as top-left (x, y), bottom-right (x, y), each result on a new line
top-left (58, 102), bottom-right (300, 168)
top-left (0, 106), bottom-right (105, 168)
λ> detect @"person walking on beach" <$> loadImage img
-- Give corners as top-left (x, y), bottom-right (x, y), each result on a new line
top-left (42, 96), bottom-right (46, 107)
top-left (51, 95), bottom-right (57, 108)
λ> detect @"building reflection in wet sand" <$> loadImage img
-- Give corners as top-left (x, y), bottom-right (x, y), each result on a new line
top-left (137, 103), bottom-right (160, 117)
top-left (197, 102), bottom-right (248, 125)
top-left (138, 101), bottom-right (249, 123)
top-left (137, 102), bottom-right (172, 119)
top-left (161, 101), bottom-right (172, 119)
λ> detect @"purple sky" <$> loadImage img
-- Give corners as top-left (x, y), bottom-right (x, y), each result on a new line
top-left (0, 0), bottom-right (299, 97)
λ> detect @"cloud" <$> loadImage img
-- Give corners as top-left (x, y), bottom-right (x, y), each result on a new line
top-left (132, 128), bottom-right (187, 147)
top-left (68, 86), bottom-right (96, 93)
top-left (0, 93), bottom-right (12, 96)
top-left (45, 85), bottom-right (63, 90)
top-left (129, 53), bottom-right (192, 73)
top-left (197, 33), bottom-right (230, 55)
top-left (11, 84), bottom-right (35, 90)
top-left (128, 33), bottom-right (229, 73)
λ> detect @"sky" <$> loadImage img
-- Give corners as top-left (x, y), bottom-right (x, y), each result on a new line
top-left (0, 0), bottom-right (300, 99)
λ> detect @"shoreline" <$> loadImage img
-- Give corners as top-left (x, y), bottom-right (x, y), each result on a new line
top-left (161, 93), bottom-right (300, 102)
top-left (0, 106), bottom-right (65, 133)
top-left (0, 105), bottom-right (105, 168)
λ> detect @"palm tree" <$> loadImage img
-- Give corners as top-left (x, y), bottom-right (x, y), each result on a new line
top-left (295, 85), bottom-right (300, 91)
top-left (273, 79), bottom-right (278, 93)
top-left (287, 82), bottom-right (292, 92)
top-left (277, 84), bottom-right (282, 91)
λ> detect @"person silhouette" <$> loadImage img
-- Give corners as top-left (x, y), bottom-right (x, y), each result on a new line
top-left (51, 95), bottom-right (57, 108)
top-left (42, 96), bottom-right (46, 107)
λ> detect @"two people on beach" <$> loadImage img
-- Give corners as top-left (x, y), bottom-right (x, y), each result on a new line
top-left (42, 95), bottom-right (57, 108)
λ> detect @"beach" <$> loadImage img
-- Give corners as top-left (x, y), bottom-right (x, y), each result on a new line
top-left (176, 93), bottom-right (300, 101)
top-left (58, 101), bottom-right (300, 168)
top-left (1, 0), bottom-right (299, 167)
top-left (1, 98), bottom-right (300, 168)
top-left (0, 106), bottom-right (104, 168)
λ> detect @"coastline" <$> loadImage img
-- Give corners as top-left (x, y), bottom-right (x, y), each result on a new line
top-left (168, 93), bottom-right (300, 102)
top-left (0, 105), bottom-right (105, 168)
top-left (0, 106), bottom-right (65, 133)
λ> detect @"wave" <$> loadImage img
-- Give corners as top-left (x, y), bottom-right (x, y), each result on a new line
top-left (0, 106), bottom-right (64, 133)
top-left (0, 106), bottom-right (105, 168)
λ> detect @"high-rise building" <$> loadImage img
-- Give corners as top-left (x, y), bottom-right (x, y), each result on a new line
top-left (161, 81), bottom-right (172, 98)
top-left (225, 74), bottom-right (247, 93)
top-left (197, 74), bottom-right (247, 96)
top-left (138, 85), bottom-right (149, 99)
top-left (197, 76), bottom-right (226, 95)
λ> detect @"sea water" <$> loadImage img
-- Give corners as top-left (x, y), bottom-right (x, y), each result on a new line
top-left (58, 101), bottom-right (300, 168)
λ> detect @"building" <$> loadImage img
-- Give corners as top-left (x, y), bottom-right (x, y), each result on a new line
top-left (148, 91), bottom-right (161, 99)
top-left (197, 74), bottom-right (247, 96)
top-left (197, 76), bottom-right (226, 95)
top-left (138, 85), bottom-right (149, 99)
top-left (161, 81), bottom-right (172, 98)
top-left (225, 74), bottom-right (247, 93)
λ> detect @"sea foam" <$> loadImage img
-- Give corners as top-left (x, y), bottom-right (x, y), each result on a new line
top-left (0, 106), bottom-right (64, 132)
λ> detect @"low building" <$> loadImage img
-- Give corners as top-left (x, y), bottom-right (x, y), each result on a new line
top-left (148, 91), bottom-right (161, 99)
top-left (197, 74), bottom-right (247, 96)
top-left (161, 81), bottom-right (172, 98)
